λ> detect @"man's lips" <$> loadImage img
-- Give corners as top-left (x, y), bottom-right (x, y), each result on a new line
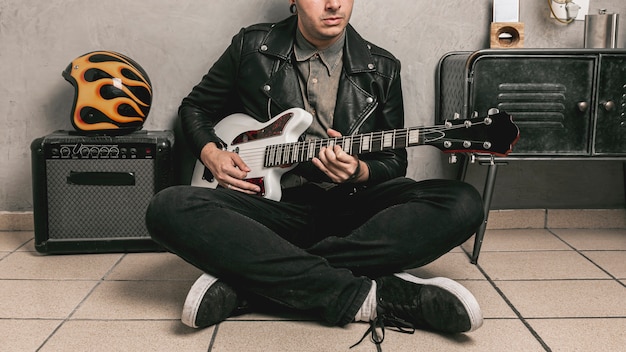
top-left (322, 16), bottom-right (344, 25)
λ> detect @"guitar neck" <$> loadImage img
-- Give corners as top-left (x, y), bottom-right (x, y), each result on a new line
top-left (264, 127), bottom-right (421, 167)
top-left (262, 110), bottom-right (517, 167)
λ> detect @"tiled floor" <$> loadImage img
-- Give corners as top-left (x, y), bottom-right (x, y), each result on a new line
top-left (1, 226), bottom-right (625, 351)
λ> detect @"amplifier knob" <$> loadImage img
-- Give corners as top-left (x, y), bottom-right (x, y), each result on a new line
top-left (60, 147), bottom-right (71, 157)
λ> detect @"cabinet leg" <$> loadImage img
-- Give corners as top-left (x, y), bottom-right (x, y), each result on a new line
top-left (623, 162), bottom-right (626, 206)
top-left (471, 163), bottom-right (499, 264)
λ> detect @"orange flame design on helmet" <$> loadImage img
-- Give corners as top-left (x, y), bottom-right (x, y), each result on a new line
top-left (63, 51), bottom-right (152, 133)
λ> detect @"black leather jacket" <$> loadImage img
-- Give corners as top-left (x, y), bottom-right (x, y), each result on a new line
top-left (180, 15), bottom-right (407, 185)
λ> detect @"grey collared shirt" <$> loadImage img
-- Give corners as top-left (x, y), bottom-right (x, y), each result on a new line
top-left (281, 29), bottom-right (346, 190)
top-left (293, 29), bottom-right (345, 140)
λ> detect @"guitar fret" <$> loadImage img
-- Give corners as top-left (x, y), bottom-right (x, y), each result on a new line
top-left (383, 132), bottom-right (393, 149)
top-left (268, 145), bottom-right (274, 166)
top-left (362, 135), bottom-right (371, 152)
top-left (282, 144), bottom-right (289, 164)
top-left (264, 146), bottom-right (270, 167)
top-left (408, 128), bottom-right (420, 146)
top-left (308, 140), bottom-right (316, 160)
top-left (292, 143), bottom-right (299, 163)
top-left (343, 137), bottom-right (351, 154)
top-left (275, 145), bottom-right (283, 165)
top-left (372, 132), bottom-right (382, 151)
top-left (395, 129), bottom-right (405, 148)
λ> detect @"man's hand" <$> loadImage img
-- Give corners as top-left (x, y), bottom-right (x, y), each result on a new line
top-left (200, 143), bottom-right (261, 194)
top-left (312, 129), bottom-right (368, 183)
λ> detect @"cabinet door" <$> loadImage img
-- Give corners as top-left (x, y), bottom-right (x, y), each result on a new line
top-left (470, 55), bottom-right (595, 155)
top-left (594, 55), bottom-right (626, 155)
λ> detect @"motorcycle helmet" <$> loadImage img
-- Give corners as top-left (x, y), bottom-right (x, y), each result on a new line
top-left (62, 50), bottom-right (152, 134)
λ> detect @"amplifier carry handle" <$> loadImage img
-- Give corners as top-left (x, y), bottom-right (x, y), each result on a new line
top-left (67, 171), bottom-right (136, 186)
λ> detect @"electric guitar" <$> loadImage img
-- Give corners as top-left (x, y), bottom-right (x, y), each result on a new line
top-left (191, 107), bottom-right (520, 201)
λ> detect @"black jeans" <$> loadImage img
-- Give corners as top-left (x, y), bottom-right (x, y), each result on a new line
top-left (145, 177), bottom-right (484, 326)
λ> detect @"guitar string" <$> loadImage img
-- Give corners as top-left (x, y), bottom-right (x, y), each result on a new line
top-left (233, 123), bottom-right (489, 166)
top-left (233, 122), bottom-right (489, 165)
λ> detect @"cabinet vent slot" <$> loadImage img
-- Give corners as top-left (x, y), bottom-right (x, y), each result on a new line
top-left (496, 83), bottom-right (567, 128)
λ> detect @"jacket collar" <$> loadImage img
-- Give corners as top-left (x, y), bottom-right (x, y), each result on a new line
top-left (260, 16), bottom-right (376, 74)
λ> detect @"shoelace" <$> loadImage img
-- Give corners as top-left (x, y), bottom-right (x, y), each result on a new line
top-left (350, 315), bottom-right (416, 352)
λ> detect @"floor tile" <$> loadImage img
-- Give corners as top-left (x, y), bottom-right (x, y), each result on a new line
top-left (0, 231), bottom-right (33, 251)
top-left (0, 319), bottom-right (62, 352)
top-left (214, 320), bottom-right (366, 351)
top-left (71, 280), bottom-right (192, 320)
top-left (529, 318), bottom-right (626, 352)
top-left (17, 237), bottom-right (36, 252)
top-left (461, 281), bottom-right (518, 319)
top-left (105, 252), bottom-right (203, 281)
top-left (547, 209), bottom-right (626, 229)
top-left (0, 280), bottom-right (97, 319)
top-left (551, 228), bottom-right (626, 250)
top-left (0, 212), bottom-right (34, 231)
top-left (477, 251), bottom-right (610, 280)
top-left (463, 229), bottom-right (571, 252)
top-left (583, 251), bottom-right (626, 279)
top-left (496, 280), bottom-right (626, 318)
top-left (398, 319), bottom-right (546, 352)
top-left (1, 224), bottom-right (625, 351)
top-left (214, 319), bottom-right (544, 352)
top-left (0, 251), bottom-right (122, 280)
top-left (406, 251), bottom-right (485, 280)
top-left (486, 209), bottom-right (546, 229)
top-left (38, 320), bottom-right (214, 352)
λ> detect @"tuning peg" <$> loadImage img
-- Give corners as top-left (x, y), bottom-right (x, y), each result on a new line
top-left (472, 111), bottom-right (479, 118)
top-left (449, 153), bottom-right (458, 164)
top-left (470, 154), bottom-right (476, 163)
top-left (453, 112), bottom-right (461, 120)
top-left (488, 108), bottom-right (500, 115)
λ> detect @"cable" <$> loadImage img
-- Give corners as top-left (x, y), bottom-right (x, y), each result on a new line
top-left (547, 0), bottom-right (575, 24)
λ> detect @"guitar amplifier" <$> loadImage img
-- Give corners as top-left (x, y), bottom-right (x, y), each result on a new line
top-left (31, 130), bottom-right (174, 254)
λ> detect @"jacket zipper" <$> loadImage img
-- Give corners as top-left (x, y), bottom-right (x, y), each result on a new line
top-left (349, 102), bottom-right (378, 135)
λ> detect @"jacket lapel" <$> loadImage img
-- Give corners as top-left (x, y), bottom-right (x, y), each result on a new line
top-left (259, 17), bottom-right (377, 133)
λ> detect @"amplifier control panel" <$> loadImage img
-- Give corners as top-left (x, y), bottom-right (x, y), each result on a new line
top-left (45, 142), bottom-right (156, 159)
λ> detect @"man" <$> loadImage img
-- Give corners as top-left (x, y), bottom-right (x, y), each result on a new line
top-left (146, 0), bottom-right (485, 348)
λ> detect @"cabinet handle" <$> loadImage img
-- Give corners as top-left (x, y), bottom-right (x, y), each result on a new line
top-left (577, 101), bottom-right (589, 112)
top-left (602, 101), bottom-right (616, 111)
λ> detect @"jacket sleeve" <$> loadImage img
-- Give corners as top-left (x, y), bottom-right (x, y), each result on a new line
top-left (178, 29), bottom-right (246, 159)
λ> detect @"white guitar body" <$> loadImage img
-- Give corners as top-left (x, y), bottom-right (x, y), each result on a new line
top-left (191, 108), bottom-right (313, 201)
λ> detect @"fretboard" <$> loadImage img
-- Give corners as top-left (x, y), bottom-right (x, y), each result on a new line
top-left (264, 127), bottom-right (422, 167)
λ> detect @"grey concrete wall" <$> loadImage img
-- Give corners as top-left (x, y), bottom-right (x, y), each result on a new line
top-left (1, 0), bottom-right (625, 211)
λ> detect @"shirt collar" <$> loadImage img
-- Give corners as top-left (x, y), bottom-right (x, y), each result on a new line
top-left (294, 29), bottom-right (345, 75)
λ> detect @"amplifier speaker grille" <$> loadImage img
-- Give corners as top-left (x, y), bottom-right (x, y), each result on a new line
top-left (46, 159), bottom-right (153, 240)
